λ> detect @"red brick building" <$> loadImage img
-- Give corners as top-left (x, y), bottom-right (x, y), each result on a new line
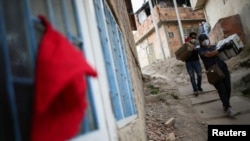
top-left (133, 0), bottom-right (205, 68)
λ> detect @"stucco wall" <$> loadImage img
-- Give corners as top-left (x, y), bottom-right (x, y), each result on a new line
top-left (204, 0), bottom-right (250, 45)
top-left (136, 41), bottom-right (150, 68)
top-left (136, 20), bottom-right (201, 67)
top-left (136, 20), bottom-right (204, 68)
top-left (136, 25), bottom-right (171, 68)
top-left (107, 0), bottom-right (147, 141)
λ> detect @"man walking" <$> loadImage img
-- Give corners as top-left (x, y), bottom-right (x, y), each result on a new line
top-left (185, 32), bottom-right (203, 96)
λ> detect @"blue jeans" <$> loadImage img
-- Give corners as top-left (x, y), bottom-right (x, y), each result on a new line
top-left (185, 60), bottom-right (202, 92)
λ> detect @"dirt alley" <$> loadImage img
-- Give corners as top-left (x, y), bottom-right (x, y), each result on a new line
top-left (142, 46), bottom-right (250, 141)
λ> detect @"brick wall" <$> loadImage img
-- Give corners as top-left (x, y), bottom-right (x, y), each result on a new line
top-left (134, 5), bottom-right (205, 44)
top-left (134, 5), bottom-right (206, 66)
top-left (134, 15), bottom-right (154, 43)
top-left (166, 23), bottom-right (182, 56)
top-left (165, 21), bottom-right (202, 57)
top-left (208, 14), bottom-right (245, 45)
top-left (158, 6), bottom-right (204, 21)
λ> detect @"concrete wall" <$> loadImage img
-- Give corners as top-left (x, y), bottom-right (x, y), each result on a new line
top-left (136, 41), bottom-right (151, 68)
top-left (136, 20), bottom-right (203, 68)
top-left (204, 0), bottom-right (250, 45)
top-left (107, 0), bottom-right (147, 141)
top-left (136, 25), bottom-right (171, 68)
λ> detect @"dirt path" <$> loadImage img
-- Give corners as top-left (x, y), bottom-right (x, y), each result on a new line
top-left (142, 47), bottom-right (250, 141)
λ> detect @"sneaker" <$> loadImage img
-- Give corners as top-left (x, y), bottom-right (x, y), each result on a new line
top-left (193, 91), bottom-right (199, 97)
top-left (226, 107), bottom-right (237, 117)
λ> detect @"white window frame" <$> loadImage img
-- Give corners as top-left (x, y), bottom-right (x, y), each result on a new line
top-left (72, 0), bottom-right (138, 140)
top-left (71, 0), bottom-right (117, 140)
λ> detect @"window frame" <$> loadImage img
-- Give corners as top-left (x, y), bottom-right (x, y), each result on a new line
top-left (28, 0), bottom-right (103, 137)
top-left (72, 0), bottom-right (117, 140)
top-left (101, 0), bottom-right (137, 122)
top-left (1, 0), bottom-right (137, 140)
top-left (0, 0), bottom-right (110, 140)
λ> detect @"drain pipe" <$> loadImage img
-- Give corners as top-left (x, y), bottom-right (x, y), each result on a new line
top-left (149, 0), bottom-right (166, 60)
top-left (173, 0), bottom-right (185, 44)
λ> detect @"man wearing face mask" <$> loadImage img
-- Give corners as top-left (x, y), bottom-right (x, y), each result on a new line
top-left (198, 34), bottom-right (237, 117)
top-left (185, 32), bottom-right (203, 96)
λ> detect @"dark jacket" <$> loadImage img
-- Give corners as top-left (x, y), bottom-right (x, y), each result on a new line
top-left (185, 41), bottom-right (200, 62)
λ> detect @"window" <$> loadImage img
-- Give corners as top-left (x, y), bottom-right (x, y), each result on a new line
top-left (146, 46), bottom-right (152, 55)
top-left (94, 0), bottom-right (136, 122)
top-left (169, 32), bottom-right (174, 38)
top-left (176, 0), bottom-right (191, 7)
top-left (1, 0), bottom-right (136, 140)
top-left (138, 10), bottom-right (147, 24)
top-left (0, 0), bottom-right (98, 140)
top-left (183, 28), bottom-right (199, 36)
top-left (137, 1), bottom-right (153, 24)
top-left (30, 0), bottom-right (100, 136)
top-left (0, 1), bottom-right (37, 140)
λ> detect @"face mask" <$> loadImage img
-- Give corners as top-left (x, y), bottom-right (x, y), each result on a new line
top-left (190, 39), bottom-right (196, 43)
top-left (202, 39), bottom-right (209, 46)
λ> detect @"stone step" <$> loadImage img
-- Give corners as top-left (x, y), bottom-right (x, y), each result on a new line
top-left (193, 96), bottom-right (250, 119)
top-left (178, 83), bottom-right (216, 96)
top-left (190, 91), bottom-right (220, 105)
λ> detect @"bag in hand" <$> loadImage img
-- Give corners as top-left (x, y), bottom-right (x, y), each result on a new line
top-left (206, 64), bottom-right (225, 85)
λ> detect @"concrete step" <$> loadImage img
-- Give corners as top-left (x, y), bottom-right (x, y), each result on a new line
top-left (193, 96), bottom-right (250, 119)
top-left (178, 83), bottom-right (216, 96)
top-left (190, 91), bottom-right (220, 105)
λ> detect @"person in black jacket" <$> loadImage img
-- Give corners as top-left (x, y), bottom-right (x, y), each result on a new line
top-left (185, 32), bottom-right (203, 96)
top-left (197, 34), bottom-right (237, 117)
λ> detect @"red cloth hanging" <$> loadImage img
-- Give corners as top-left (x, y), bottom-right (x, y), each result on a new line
top-left (32, 15), bottom-right (97, 141)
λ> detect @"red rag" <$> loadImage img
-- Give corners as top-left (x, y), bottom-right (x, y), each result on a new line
top-left (32, 15), bottom-right (97, 141)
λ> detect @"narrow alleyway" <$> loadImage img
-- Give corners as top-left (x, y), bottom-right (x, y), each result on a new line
top-left (142, 47), bottom-right (250, 141)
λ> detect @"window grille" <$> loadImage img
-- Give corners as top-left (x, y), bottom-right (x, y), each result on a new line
top-left (94, 0), bottom-right (136, 121)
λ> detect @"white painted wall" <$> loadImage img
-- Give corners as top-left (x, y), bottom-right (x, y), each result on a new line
top-left (136, 43), bottom-right (150, 68)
